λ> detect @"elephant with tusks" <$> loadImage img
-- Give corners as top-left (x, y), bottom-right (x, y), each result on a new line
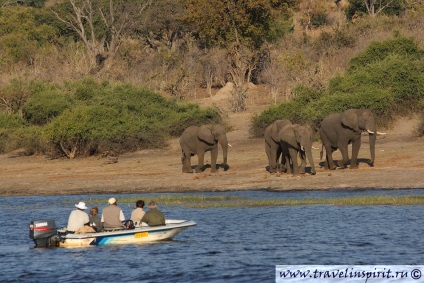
top-left (319, 108), bottom-right (386, 170)
top-left (180, 124), bottom-right (230, 173)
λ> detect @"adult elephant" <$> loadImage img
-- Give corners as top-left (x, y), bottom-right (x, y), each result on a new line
top-left (264, 119), bottom-right (292, 173)
top-left (319, 108), bottom-right (384, 170)
top-left (180, 124), bottom-right (229, 173)
top-left (279, 124), bottom-right (316, 175)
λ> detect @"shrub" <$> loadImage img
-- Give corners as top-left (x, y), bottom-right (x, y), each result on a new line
top-left (40, 81), bottom-right (222, 157)
top-left (24, 88), bottom-right (73, 125)
top-left (348, 36), bottom-right (423, 72)
top-left (4, 126), bottom-right (46, 155)
top-left (0, 112), bottom-right (27, 128)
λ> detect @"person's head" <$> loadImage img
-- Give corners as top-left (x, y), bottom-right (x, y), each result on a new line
top-left (148, 200), bottom-right (157, 209)
top-left (108, 197), bottom-right (117, 205)
top-left (136, 200), bottom-right (145, 208)
top-left (90, 207), bottom-right (98, 216)
top-left (75, 201), bottom-right (87, 211)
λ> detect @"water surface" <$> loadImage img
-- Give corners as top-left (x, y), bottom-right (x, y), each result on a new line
top-left (1, 189), bottom-right (423, 282)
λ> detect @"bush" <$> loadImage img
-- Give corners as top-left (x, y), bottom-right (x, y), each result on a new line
top-left (38, 81), bottom-right (222, 157)
top-left (348, 36), bottom-right (423, 72)
top-left (24, 88), bottom-right (73, 125)
top-left (4, 126), bottom-right (46, 155)
top-left (0, 112), bottom-right (27, 128)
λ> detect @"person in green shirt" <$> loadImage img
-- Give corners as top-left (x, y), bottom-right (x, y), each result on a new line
top-left (141, 200), bottom-right (165, 226)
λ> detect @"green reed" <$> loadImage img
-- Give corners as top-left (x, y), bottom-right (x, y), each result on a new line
top-left (81, 195), bottom-right (424, 209)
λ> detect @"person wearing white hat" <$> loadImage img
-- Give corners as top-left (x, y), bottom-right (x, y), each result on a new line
top-left (101, 197), bottom-right (125, 229)
top-left (67, 201), bottom-right (89, 233)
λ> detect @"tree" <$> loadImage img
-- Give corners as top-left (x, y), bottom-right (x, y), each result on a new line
top-left (345, 0), bottom-right (406, 18)
top-left (52, 0), bottom-right (153, 72)
top-left (0, 6), bottom-right (56, 66)
top-left (183, 0), bottom-right (293, 111)
top-left (141, 0), bottom-right (187, 51)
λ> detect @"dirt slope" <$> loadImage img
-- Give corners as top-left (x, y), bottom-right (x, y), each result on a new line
top-left (1, 90), bottom-right (424, 196)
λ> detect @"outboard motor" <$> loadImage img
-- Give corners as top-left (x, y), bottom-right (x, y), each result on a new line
top-left (29, 220), bottom-right (60, 248)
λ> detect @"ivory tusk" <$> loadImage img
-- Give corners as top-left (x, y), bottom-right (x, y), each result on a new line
top-left (312, 146), bottom-right (320, 150)
top-left (367, 129), bottom-right (375, 134)
top-left (301, 146), bottom-right (305, 152)
top-left (377, 131), bottom-right (386, 135)
top-left (228, 143), bottom-right (233, 147)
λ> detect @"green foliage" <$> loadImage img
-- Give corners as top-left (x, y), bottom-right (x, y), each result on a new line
top-left (4, 126), bottom-right (45, 155)
top-left (348, 36), bottom-right (423, 72)
top-left (24, 88), bottom-right (73, 125)
top-left (0, 6), bottom-right (57, 65)
top-left (183, 0), bottom-right (293, 49)
top-left (0, 112), bottom-right (27, 128)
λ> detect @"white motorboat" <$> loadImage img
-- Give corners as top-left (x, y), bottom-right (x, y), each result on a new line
top-left (30, 219), bottom-right (196, 247)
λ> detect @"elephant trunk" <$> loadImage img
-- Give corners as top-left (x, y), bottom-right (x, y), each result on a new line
top-left (366, 120), bottom-right (377, 166)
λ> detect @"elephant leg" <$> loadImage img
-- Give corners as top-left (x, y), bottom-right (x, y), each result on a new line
top-left (320, 132), bottom-right (337, 170)
top-left (338, 142), bottom-right (349, 169)
top-left (324, 145), bottom-right (337, 170)
top-left (350, 138), bottom-right (361, 169)
top-left (289, 148), bottom-right (299, 175)
top-left (181, 148), bottom-right (193, 173)
top-left (265, 144), bottom-right (272, 172)
top-left (282, 148), bottom-right (291, 174)
top-left (210, 147), bottom-right (218, 173)
top-left (195, 150), bottom-right (205, 173)
top-left (276, 146), bottom-right (283, 172)
top-left (269, 144), bottom-right (279, 173)
top-left (299, 151), bottom-right (306, 174)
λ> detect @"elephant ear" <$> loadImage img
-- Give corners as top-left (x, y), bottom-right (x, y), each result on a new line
top-left (280, 125), bottom-right (298, 149)
top-left (341, 109), bottom-right (360, 132)
top-left (198, 125), bottom-right (215, 144)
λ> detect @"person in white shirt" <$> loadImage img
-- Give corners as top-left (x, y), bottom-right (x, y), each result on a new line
top-left (130, 200), bottom-right (145, 226)
top-left (67, 201), bottom-right (89, 232)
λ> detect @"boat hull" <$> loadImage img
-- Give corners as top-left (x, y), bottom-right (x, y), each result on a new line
top-left (59, 220), bottom-right (196, 247)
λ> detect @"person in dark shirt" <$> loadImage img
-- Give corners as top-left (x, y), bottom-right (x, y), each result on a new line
top-left (141, 200), bottom-right (165, 226)
top-left (89, 207), bottom-right (103, 232)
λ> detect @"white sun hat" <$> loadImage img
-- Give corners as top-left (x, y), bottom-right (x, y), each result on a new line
top-left (75, 201), bottom-right (88, 210)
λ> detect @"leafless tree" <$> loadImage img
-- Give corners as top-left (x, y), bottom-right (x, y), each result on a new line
top-left (53, 0), bottom-right (154, 72)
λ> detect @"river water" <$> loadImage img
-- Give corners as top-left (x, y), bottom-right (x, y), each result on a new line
top-left (1, 189), bottom-right (424, 282)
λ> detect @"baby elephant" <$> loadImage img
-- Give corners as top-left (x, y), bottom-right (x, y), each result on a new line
top-left (179, 124), bottom-right (229, 173)
top-left (279, 124), bottom-right (316, 175)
